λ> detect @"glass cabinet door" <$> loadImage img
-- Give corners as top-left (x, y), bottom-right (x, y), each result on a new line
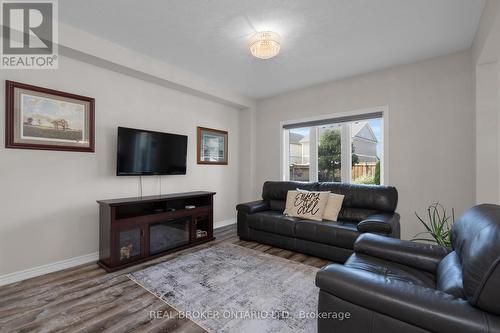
top-left (149, 218), bottom-right (190, 254)
top-left (118, 227), bottom-right (142, 262)
top-left (194, 215), bottom-right (210, 241)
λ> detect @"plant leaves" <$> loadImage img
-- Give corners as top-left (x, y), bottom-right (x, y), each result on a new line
top-left (413, 202), bottom-right (455, 249)
top-left (416, 212), bottom-right (432, 233)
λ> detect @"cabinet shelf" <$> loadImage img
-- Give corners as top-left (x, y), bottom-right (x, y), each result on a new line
top-left (113, 205), bottom-right (212, 224)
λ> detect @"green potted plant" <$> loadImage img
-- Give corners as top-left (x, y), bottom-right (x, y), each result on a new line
top-left (412, 202), bottom-right (455, 250)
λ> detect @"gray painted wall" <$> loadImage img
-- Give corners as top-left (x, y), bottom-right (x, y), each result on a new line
top-left (0, 56), bottom-right (241, 275)
top-left (255, 51), bottom-right (474, 240)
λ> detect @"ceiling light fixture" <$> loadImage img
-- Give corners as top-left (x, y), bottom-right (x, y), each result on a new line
top-left (249, 31), bottom-right (281, 60)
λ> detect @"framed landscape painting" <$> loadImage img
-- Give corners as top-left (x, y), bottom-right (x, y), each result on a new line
top-left (5, 81), bottom-right (95, 152)
top-left (197, 126), bottom-right (228, 165)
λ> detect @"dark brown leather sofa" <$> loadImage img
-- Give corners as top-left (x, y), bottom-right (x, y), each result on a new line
top-left (236, 181), bottom-right (400, 263)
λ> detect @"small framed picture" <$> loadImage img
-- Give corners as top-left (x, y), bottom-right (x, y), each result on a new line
top-left (5, 80), bottom-right (95, 152)
top-left (197, 126), bottom-right (228, 165)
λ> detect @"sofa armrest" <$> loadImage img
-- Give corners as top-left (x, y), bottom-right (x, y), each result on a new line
top-left (316, 264), bottom-right (498, 333)
top-left (357, 213), bottom-right (399, 235)
top-left (354, 233), bottom-right (449, 273)
top-left (236, 200), bottom-right (270, 214)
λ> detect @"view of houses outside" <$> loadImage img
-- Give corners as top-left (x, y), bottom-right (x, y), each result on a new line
top-left (288, 119), bottom-right (381, 184)
top-left (288, 128), bottom-right (310, 181)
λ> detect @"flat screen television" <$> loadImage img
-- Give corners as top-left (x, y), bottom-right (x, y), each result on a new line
top-left (117, 127), bottom-right (187, 176)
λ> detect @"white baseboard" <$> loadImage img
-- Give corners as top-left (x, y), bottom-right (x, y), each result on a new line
top-left (1, 218), bottom-right (237, 287)
top-left (214, 217), bottom-right (237, 229)
top-left (0, 252), bottom-right (99, 287)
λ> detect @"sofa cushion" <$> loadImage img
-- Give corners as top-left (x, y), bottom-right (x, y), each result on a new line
top-left (262, 181), bottom-right (319, 201)
top-left (338, 207), bottom-right (379, 222)
top-left (295, 219), bottom-right (360, 249)
top-left (246, 211), bottom-right (299, 237)
top-left (345, 253), bottom-right (436, 289)
top-left (318, 183), bottom-right (398, 212)
top-left (269, 200), bottom-right (285, 211)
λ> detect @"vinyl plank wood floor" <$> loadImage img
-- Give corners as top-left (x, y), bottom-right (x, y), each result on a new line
top-left (0, 224), bottom-right (330, 333)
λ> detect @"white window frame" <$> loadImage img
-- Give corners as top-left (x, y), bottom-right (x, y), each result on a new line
top-left (280, 106), bottom-right (389, 185)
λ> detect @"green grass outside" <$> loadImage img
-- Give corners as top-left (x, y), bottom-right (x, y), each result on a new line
top-left (23, 125), bottom-right (83, 141)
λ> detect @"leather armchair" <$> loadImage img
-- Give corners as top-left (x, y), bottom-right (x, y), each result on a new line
top-left (316, 204), bottom-right (500, 333)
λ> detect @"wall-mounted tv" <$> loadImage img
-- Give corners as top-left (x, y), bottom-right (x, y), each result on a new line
top-left (117, 127), bottom-right (187, 176)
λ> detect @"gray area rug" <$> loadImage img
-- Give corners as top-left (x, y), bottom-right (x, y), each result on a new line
top-left (128, 243), bottom-right (320, 333)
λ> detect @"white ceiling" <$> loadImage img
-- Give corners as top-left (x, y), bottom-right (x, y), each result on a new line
top-left (60, 0), bottom-right (485, 99)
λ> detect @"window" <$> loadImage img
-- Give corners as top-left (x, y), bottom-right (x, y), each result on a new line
top-left (317, 124), bottom-right (343, 182)
top-left (287, 127), bottom-right (310, 181)
top-left (283, 111), bottom-right (384, 185)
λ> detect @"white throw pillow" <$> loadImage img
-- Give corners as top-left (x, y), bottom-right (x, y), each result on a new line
top-left (284, 190), bottom-right (329, 221)
top-left (323, 193), bottom-right (345, 221)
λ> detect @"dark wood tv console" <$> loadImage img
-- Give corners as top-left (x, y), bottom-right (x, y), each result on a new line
top-left (97, 191), bottom-right (215, 272)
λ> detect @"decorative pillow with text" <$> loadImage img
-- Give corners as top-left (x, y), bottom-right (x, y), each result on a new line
top-left (283, 190), bottom-right (299, 216)
top-left (285, 190), bottom-right (329, 221)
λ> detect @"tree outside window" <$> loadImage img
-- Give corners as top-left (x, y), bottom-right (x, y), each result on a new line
top-left (318, 128), bottom-right (359, 182)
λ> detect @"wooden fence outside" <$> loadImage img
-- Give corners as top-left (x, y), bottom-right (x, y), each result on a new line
top-left (290, 162), bottom-right (376, 181)
top-left (352, 163), bottom-right (377, 181)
